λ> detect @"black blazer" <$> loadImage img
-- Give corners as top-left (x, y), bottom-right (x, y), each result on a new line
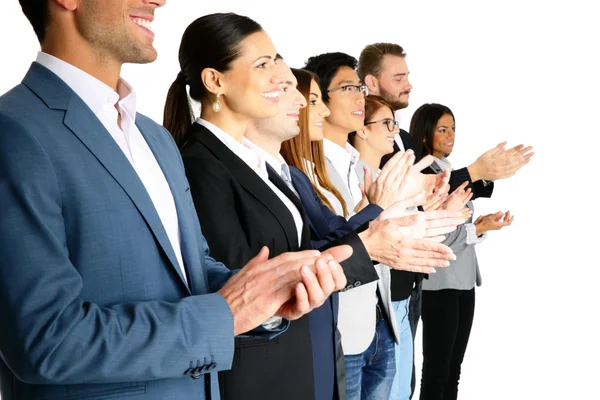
top-left (180, 123), bottom-right (375, 400)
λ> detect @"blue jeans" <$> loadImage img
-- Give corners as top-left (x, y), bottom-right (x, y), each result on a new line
top-left (389, 297), bottom-right (413, 400)
top-left (344, 310), bottom-right (396, 400)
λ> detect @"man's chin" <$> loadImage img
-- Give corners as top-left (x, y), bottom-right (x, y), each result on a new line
top-left (393, 100), bottom-right (409, 110)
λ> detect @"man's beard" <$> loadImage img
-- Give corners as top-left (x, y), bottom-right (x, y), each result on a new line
top-left (380, 87), bottom-right (408, 111)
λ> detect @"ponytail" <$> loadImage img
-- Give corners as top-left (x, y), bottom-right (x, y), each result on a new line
top-left (163, 71), bottom-right (194, 148)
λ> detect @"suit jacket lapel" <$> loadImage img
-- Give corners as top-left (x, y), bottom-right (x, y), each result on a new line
top-left (266, 165), bottom-right (312, 250)
top-left (136, 118), bottom-right (203, 294)
top-left (23, 63), bottom-right (191, 294)
top-left (289, 171), bottom-right (319, 238)
top-left (189, 124), bottom-right (301, 251)
top-left (429, 160), bottom-right (444, 174)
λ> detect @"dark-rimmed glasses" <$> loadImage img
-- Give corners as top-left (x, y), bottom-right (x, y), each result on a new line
top-left (327, 84), bottom-right (369, 97)
top-left (364, 118), bottom-right (399, 132)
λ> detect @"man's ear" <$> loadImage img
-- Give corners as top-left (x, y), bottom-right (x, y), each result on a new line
top-left (357, 127), bottom-right (368, 140)
top-left (364, 74), bottom-right (378, 92)
top-left (54, 0), bottom-right (78, 11)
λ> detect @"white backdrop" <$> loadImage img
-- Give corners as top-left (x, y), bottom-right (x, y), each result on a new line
top-left (1, 1), bottom-right (599, 399)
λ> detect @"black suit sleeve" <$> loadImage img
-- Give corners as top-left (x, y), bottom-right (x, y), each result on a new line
top-left (448, 167), bottom-right (494, 200)
top-left (317, 231), bottom-right (379, 291)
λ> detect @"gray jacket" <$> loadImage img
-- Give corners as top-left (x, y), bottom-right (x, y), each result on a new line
top-left (422, 160), bottom-right (482, 291)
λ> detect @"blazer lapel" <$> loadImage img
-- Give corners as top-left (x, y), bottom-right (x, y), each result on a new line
top-left (136, 118), bottom-right (204, 294)
top-left (23, 63), bottom-right (191, 293)
top-left (289, 172), bottom-right (319, 238)
top-left (266, 165), bottom-right (312, 250)
top-left (429, 160), bottom-right (444, 174)
top-left (189, 125), bottom-right (301, 251)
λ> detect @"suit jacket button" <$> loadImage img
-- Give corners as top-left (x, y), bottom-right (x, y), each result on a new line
top-left (192, 365), bottom-right (210, 379)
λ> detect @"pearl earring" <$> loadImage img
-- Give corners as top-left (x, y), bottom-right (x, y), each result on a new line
top-left (212, 92), bottom-right (222, 112)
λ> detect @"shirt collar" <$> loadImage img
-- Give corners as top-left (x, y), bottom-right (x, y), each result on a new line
top-left (322, 138), bottom-right (360, 166)
top-left (36, 51), bottom-right (136, 119)
top-left (433, 155), bottom-right (452, 171)
top-left (242, 139), bottom-right (287, 181)
top-left (196, 118), bottom-right (264, 174)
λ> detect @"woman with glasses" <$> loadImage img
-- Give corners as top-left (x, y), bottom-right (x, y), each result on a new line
top-left (349, 95), bottom-right (416, 400)
top-left (410, 103), bottom-right (514, 400)
top-left (350, 95), bottom-right (399, 181)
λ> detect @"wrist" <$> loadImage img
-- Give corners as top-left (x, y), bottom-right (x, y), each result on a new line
top-left (467, 163), bottom-right (481, 182)
top-left (358, 229), bottom-right (376, 259)
top-left (475, 223), bottom-right (486, 236)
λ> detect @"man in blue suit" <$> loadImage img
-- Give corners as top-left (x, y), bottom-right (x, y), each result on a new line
top-left (0, 1), bottom-right (350, 399)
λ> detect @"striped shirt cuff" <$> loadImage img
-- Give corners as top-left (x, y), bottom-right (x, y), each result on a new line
top-left (465, 223), bottom-right (487, 245)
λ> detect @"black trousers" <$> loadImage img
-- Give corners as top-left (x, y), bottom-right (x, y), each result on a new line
top-left (409, 280), bottom-right (422, 399)
top-left (419, 288), bottom-right (475, 400)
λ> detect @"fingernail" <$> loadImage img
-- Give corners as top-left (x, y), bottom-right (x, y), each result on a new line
top-left (449, 253), bottom-right (456, 260)
top-left (328, 261), bottom-right (338, 270)
top-left (445, 261), bottom-right (450, 266)
top-left (429, 268), bottom-right (436, 274)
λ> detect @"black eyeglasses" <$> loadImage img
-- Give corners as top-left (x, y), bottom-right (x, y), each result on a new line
top-left (364, 118), bottom-right (399, 132)
top-left (327, 84), bottom-right (369, 97)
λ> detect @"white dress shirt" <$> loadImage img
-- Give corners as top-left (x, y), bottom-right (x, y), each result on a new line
top-left (322, 138), bottom-right (363, 215)
top-left (195, 119), bottom-right (303, 247)
top-left (244, 140), bottom-right (304, 247)
top-left (36, 52), bottom-right (187, 284)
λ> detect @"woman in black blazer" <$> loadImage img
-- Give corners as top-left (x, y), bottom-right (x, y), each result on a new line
top-left (162, 13), bottom-right (376, 400)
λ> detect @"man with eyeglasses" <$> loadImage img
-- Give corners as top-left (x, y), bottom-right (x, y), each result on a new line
top-left (304, 52), bottom-right (398, 400)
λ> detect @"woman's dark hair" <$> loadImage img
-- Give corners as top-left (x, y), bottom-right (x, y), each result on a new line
top-left (19, 0), bottom-right (50, 43)
top-left (163, 13), bottom-right (263, 147)
top-left (303, 52), bottom-right (358, 103)
top-left (409, 103), bottom-right (455, 161)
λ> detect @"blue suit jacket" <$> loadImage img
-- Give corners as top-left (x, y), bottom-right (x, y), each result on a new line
top-left (289, 166), bottom-right (382, 398)
top-left (0, 63), bottom-right (236, 400)
top-left (289, 166), bottom-right (382, 253)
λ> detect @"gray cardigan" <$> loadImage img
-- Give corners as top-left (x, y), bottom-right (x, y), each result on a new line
top-left (422, 160), bottom-right (482, 291)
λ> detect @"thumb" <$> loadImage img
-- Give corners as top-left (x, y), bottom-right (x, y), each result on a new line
top-left (244, 246), bottom-right (271, 270)
top-left (253, 246), bottom-right (270, 262)
top-left (359, 183), bottom-right (367, 199)
top-left (413, 154), bottom-right (434, 172)
top-left (401, 191), bottom-right (426, 208)
top-left (322, 244), bottom-right (353, 263)
top-left (379, 192), bottom-right (424, 220)
top-left (388, 214), bottom-right (420, 228)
